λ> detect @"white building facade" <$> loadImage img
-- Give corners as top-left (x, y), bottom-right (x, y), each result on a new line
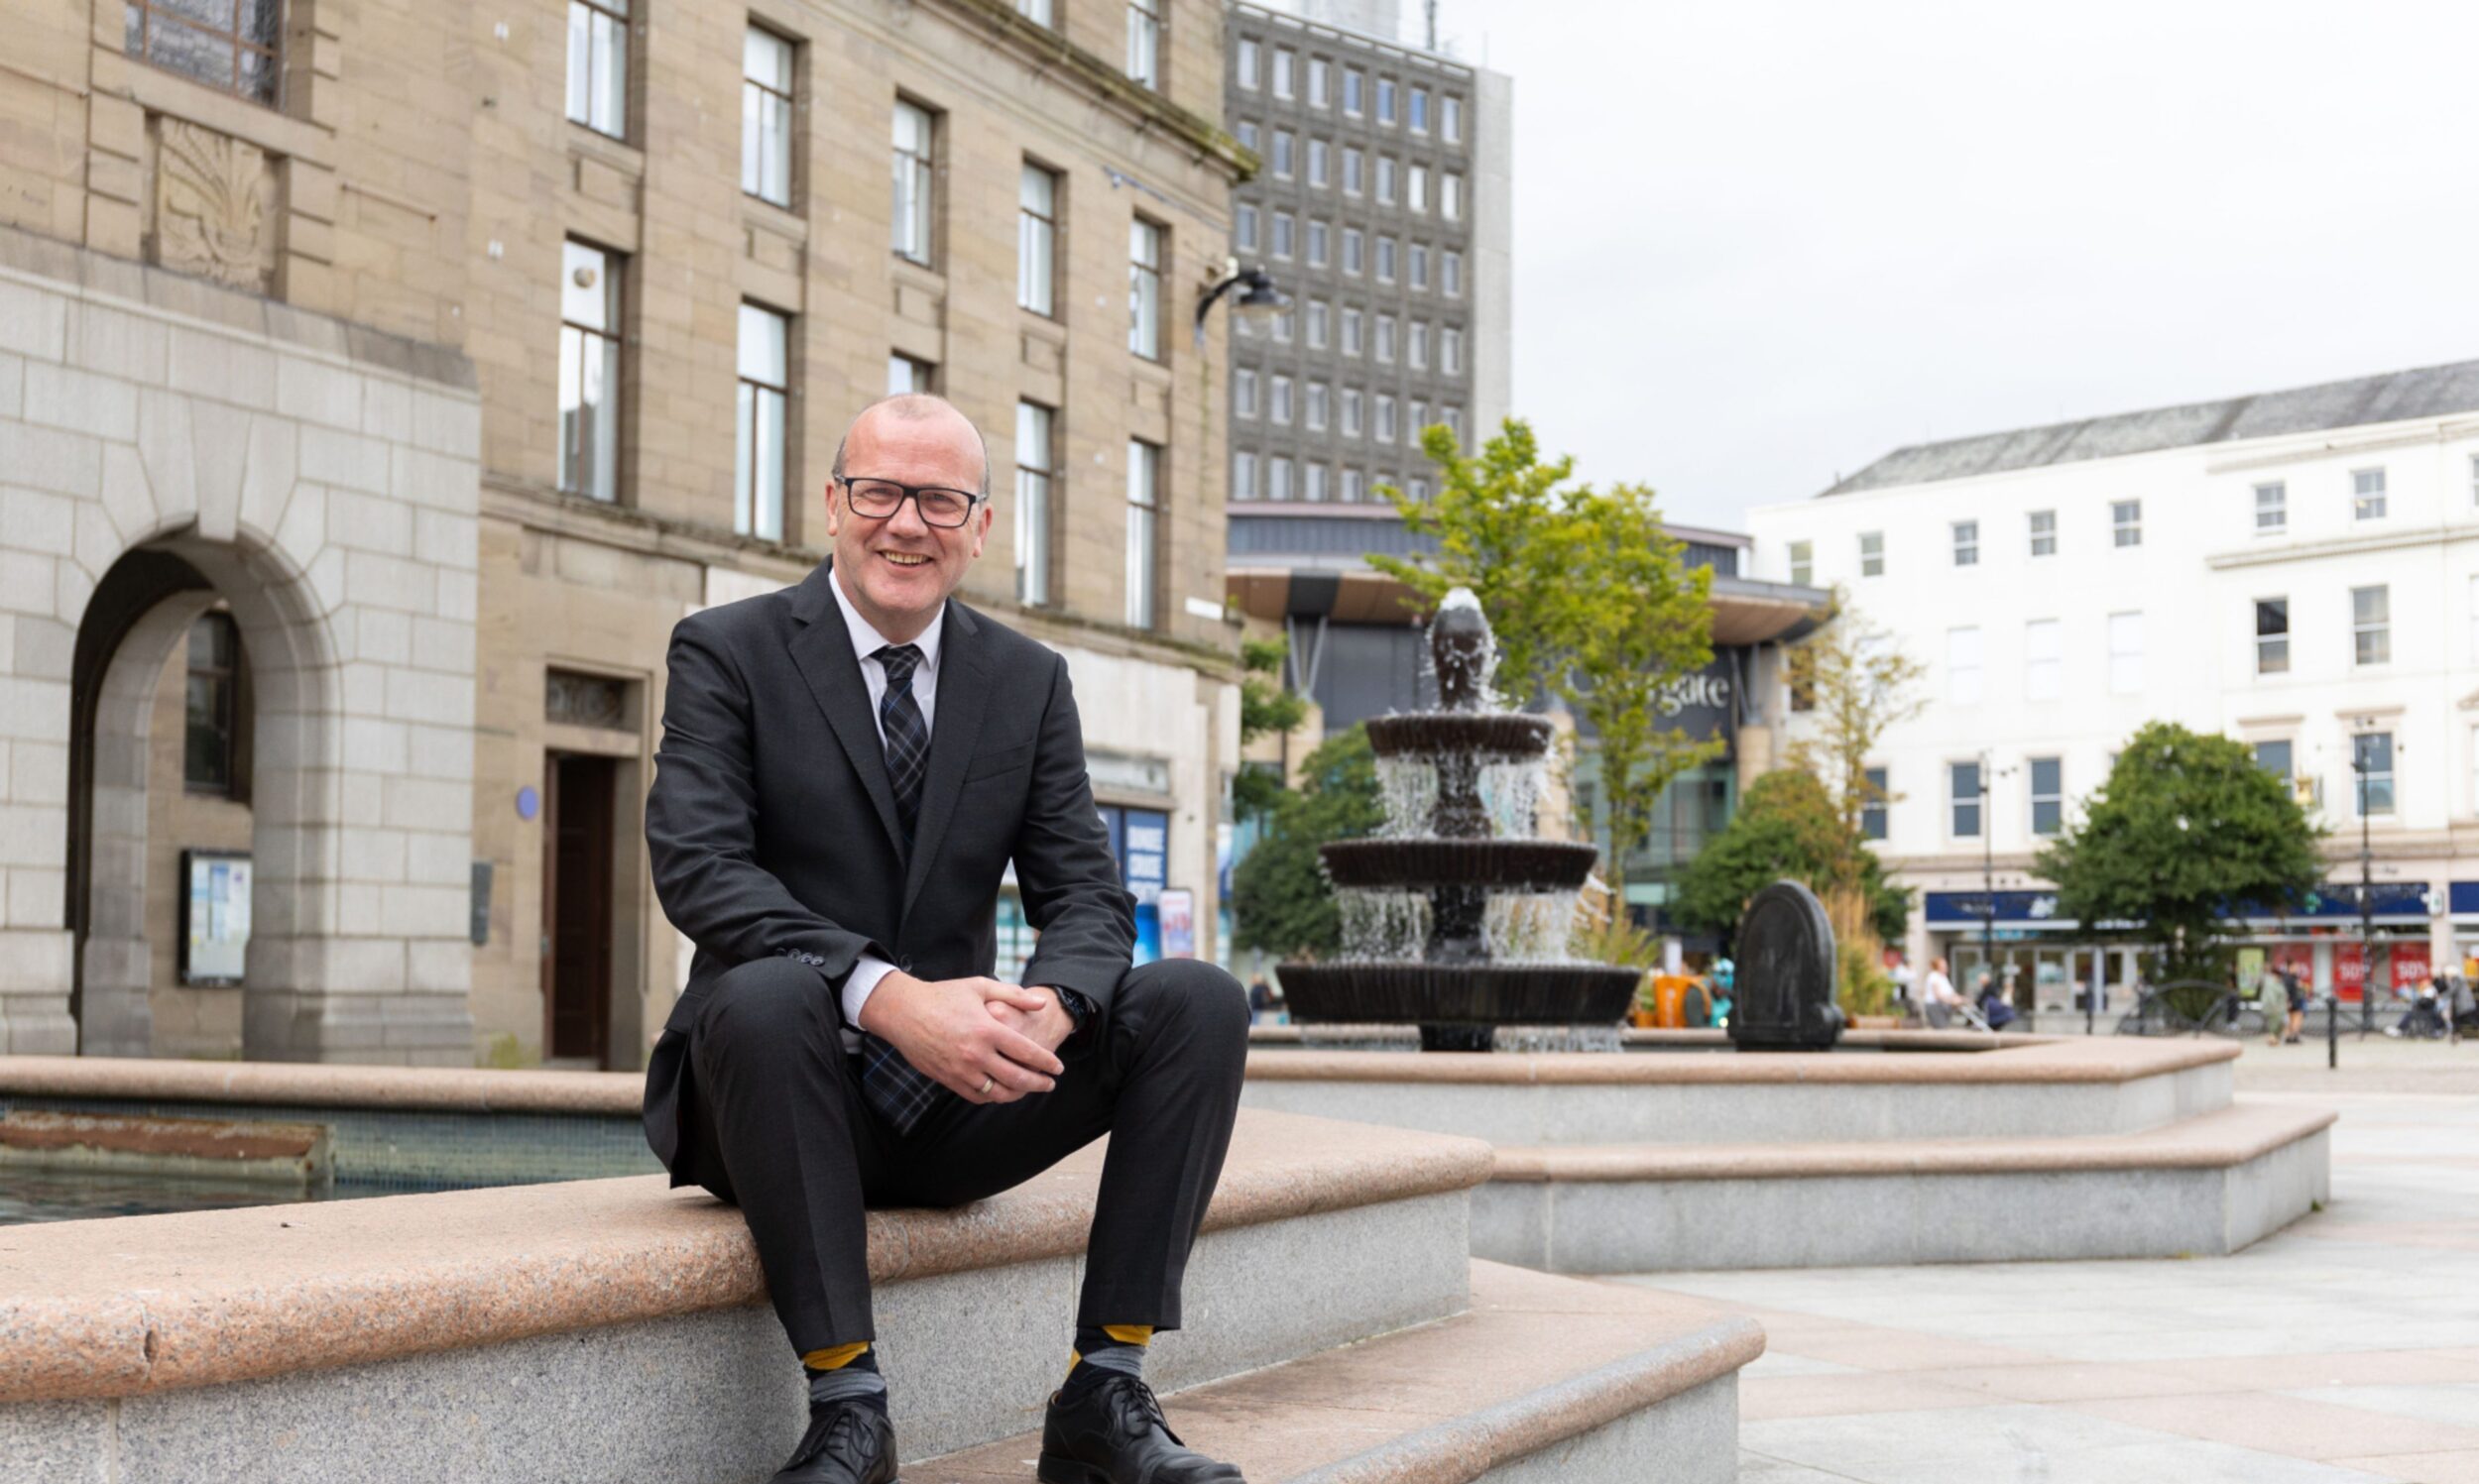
top-left (1748, 361), bottom-right (2479, 1008)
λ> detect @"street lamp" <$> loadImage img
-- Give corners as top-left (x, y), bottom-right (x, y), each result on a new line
top-left (2344, 719), bottom-right (2399, 1039)
top-left (1976, 751), bottom-right (2017, 1006)
top-left (1194, 260), bottom-right (1287, 348)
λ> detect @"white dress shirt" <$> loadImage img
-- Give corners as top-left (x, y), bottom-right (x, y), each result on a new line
top-left (828, 567), bottom-right (942, 1037)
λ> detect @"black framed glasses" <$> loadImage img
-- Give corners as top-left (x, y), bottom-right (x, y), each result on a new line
top-left (837, 477), bottom-right (984, 528)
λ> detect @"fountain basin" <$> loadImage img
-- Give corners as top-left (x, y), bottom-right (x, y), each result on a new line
top-left (1320, 839), bottom-right (1600, 891)
top-left (1277, 962), bottom-right (1641, 1029)
top-left (1366, 713), bottom-right (1554, 758)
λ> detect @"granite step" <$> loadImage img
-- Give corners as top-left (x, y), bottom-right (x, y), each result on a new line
top-left (0, 1108), bottom-right (1491, 1482)
top-left (913, 1260), bottom-right (1761, 1484)
top-left (1476, 1099), bottom-right (2335, 1273)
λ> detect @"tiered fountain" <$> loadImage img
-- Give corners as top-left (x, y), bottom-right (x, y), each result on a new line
top-left (1277, 589), bottom-right (1640, 1050)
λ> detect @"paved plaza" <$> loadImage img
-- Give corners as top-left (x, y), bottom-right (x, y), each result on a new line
top-left (1622, 1038), bottom-right (2479, 1483)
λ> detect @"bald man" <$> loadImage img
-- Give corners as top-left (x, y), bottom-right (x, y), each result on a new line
top-left (644, 396), bottom-right (1250, 1484)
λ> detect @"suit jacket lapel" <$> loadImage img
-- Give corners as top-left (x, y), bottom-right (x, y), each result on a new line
top-left (901, 601), bottom-right (992, 918)
top-left (786, 561), bottom-right (907, 857)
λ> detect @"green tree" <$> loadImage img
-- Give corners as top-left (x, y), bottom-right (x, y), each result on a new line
top-left (1782, 591), bottom-right (1928, 842)
top-left (1370, 420), bottom-right (1720, 897)
top-left (1366, 419), bottom-right (1578, 707)
top-left (2037, 721), bottom-right (2323, 981)
top-left (1231, 726), bottom-right (1383, 960)
top-left (1232, 635), bottom-right (1309, 826)
top-left (1674, 770), bottom-right (1911, 1013)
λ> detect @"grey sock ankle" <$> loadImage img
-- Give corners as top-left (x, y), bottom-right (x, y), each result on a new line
top-left (808, 1364), bottom-right (888, 1411)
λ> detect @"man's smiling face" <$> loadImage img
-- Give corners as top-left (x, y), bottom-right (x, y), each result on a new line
top-left (826, 400), bottom-right (992, 643)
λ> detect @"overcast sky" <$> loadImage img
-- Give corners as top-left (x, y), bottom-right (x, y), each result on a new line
top-left (1400, 0), bottom-right (2479, 532)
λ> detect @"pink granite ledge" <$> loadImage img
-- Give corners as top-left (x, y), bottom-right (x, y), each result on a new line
top-left (0, 1109), bottom-right (1490, 1405)
top-left (0, 1055), bottom-right (644, 1116)
top-left (1243, 1036), bottom-right (2235, 1086)
top-left (1488, 1101), bottom-right (2336, 1184)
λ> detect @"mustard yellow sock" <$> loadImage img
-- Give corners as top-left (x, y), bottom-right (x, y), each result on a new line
top-left (802, 1341), bottom-right (873, 1373)
top-left (1066, 1323), bottom-right (1153, 1388)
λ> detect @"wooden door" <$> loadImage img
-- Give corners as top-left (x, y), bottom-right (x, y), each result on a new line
top-left (542, 752), bottom-right (617, 1064)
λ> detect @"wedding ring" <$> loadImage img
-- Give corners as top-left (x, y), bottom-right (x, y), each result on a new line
top-left (979, 1076), bottom-right (995, 1095)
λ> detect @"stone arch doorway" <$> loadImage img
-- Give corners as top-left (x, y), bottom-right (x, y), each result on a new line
top-left (68, 534), bottom-right (341, 1058)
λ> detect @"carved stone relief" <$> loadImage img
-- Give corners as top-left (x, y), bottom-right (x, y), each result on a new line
top-left (149, 117), bottom-right (280, 294)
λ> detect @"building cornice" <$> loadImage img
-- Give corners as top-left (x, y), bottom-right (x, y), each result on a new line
top-left (2205, 522), bottom-right (2479, 570)
top-left (931, 0), bottom-right (1259, 182)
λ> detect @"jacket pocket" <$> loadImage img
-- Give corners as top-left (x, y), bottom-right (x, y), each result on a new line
top-left (963, 740), bottom-right (1036, 782)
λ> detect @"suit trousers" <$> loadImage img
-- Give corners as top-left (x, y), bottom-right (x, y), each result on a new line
top-left (683, 955), bottom-right (1251, 1356)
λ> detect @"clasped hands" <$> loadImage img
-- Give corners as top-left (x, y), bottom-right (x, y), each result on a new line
top-left (855, 970), bottom-right (1074, 1105)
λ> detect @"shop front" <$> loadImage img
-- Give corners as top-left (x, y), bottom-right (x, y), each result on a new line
top-left (1924, 890), bottom-right (2142, 1011)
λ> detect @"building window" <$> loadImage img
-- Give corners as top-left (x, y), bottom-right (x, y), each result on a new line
top-left (1788, 540), bottom-right (1812, 586)
top-left (2111, 499), bottom-right (2141, 547)
top-left (1267, 456), bottom-right (1292, 501)
top-left (1408, 398), bottom-right (1427, 436)
top-left (1441, 326), bottom-right (1463, 375)
top-left (2352, 467), bottom-right (2387, 520)
top-left (1409, 477), bottom-right (1431, 502)
top-left (1341, 388), bottom-right (1362, 436)
top-left (1016, 401), bottom-right (1054, 606)
top-left (1342, 467), bottom-right (1364, 503)
top-left (1407, 165), bottom-right (1428, 213)
top-left (1407, 321), bottom-right (1429, 370)
top-left (1307, 219), bottom-right (1330, 267)
top-left (1341, 227), bottom-right (1362, 274)
top-left (1305, 381), bottom-right (1329, 431)
top-left (1376, 76), bottom-right (1396, 122)
top-left (1271, 130), bottom-right (1295, 176)
top-left (1374, 393), bottom-right (1396, 442)
top-left (2353, 584), bottom-right (2390, 666)
top-left (558, 240), bottom-right (623, 504)
top-left (1951, 520), bottom-right (1978, 566)
top-left (887, 352), bottom-right (934, 395)
top-left (1270, 308), bottom-right (1292, 343)
top-left (1949, 759), bottom-right (1983, 839)
top-left (1125, 440), bottom-right (1160, 628)
top-left (1271, 47), bottom-right (1294, 98)
top-left (129, 0), bottom-right (284, 104)
top-left (1235, 368), bottom-right (1258, 418)
top-left (2028, 756), bottom-right (2064, 837)
top-left (2471, 453), bottom-right (2479, 507)
top-left (1236, 36), bottom-right (1259, 88)
top-left (1018, 163), bottom-right (1060, 315)
top-left (2255, 739), bottom-right (2293, 782)
top-left (1269, 375), bottom-right (1292, 425)
top-left (1443, 405), bottom-right (1464, 445)
top-left (1016, 0), bottom-right (1055, 24)
top-left (1272, 211), bottom-right (1295, 259)
top-left (2108, 611), bottom-right (2141, 695)
top-left (1236, 120), bottom-right (1258, 152)
top-left (1306, 299), bottom-right (1330, 349)
top-left (1233, 449), bottom-right (1257, 502)
top-left (1344, 66), bottom-right (1363, 114)
top-left (1858, 530), bottom-right (1884, 577)
top-left (2024, 618), bottom-right (2061, 700)
top-left (1307, 138), bottom-right (1330, 187)
top-left (1308, 57), bottom-right (1330, 106)
top-left (742, 26), bottom-right (795, 206)
top-left (1409, 243), bottom-right (1430, 290)
top-left (1374, 314), bottom-right (1395, 363)
top-left (1341, 306), bottom-right (1362, 356)
top-left (184, 613), bottom-right (242, 794)
top-left (891, 100), bottom-right (935, 266)
top-left (2354, 732), bottom-right (2395, 816)
top-left (735, 303), bottom-right (788, 541)
top-left (1343, 147), bottom-right (1363, 194)
top-left (1303, 463), bottom-right (1328, 502)
top-left (1126, 0), bottom-right (1164, 88)
top-left (1409, 85), bottom-right (1430, 132)
top-left (1442, 250), bottom-right (1463, 295)
top-left (1442, 94), bottom-right (1463, 142)
top-left (1861, 766), bottom-right (1889, 842)
top-left (1376, 236), bottom-right (1397, 282)
top-left (1235, 203), bottom-right (1258, 253)
top-left (2029, 509), bottom-right (2056, 556)
top-left (1373, 156), bottom-right (1396, 204)
top-left (2255, 597), bottom-right (2289, 674)
top-left (1442, 173), bottom-right (1463, 220)
top-left (1128, 218), bottom-right (1164, 360)
top-left (1948, 626), bottom-right (1982, 705)
top-left (2254, 481), bottom-right (2286, 533)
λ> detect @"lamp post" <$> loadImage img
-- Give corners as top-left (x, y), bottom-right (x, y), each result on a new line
top-left (1194, 261), bottom-right (1287, 348)
top-left (2345, 720), bottom-right (2390, 1039)
top-left (1976, 752), bottom-right (2015, 1003)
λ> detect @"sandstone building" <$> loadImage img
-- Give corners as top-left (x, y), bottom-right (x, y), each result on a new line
top-left (0, 0), bottom-right (1249, 1066)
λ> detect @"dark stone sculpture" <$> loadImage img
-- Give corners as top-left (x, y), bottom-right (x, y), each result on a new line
top-left (1726, 880), bottom-right (1845, 1052)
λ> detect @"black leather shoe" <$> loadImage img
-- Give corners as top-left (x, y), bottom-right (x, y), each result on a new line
top-left (769, 1399), bottom-right (898, 1484)
top-left (1038, 1373), bottom-right (1243, 1483)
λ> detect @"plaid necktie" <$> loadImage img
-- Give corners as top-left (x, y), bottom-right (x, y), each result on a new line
top-left (861, 642), bottom-right (942, 1133)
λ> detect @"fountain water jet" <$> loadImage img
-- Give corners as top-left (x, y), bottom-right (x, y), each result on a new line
top-left (1277, 589), bottom-right (1640, 1050)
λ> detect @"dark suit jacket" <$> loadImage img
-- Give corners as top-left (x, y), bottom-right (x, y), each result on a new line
top-left (641, 559), bottom-right (1135, 1184)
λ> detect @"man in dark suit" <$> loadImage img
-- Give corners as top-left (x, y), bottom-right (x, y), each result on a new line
top-left (644, 395), bottom-right (1250, 1484)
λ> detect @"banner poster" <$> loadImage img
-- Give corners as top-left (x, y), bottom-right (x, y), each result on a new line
top-left (2269, 943), bottom-right (2315, 983)
top-left (2334, 942), bottom-right (2367, 1002)
top-left (1157, 888), bottom-right (1196, 959)
top-left (2392, 942), bottom-right (2432, 991)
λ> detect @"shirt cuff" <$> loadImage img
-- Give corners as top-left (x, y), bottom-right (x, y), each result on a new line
top-left (842, 954), bottom-right (899, 1030)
